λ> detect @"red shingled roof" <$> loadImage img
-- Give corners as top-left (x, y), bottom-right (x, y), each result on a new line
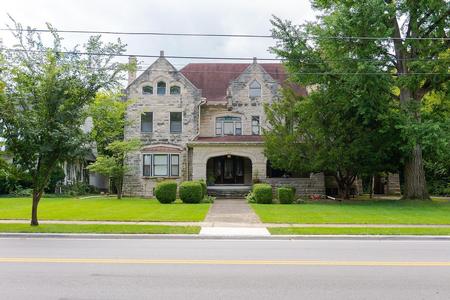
top-left (193, 136), bottom-right (264, 143)
top-left (180, 63), bottom-right (307, 101)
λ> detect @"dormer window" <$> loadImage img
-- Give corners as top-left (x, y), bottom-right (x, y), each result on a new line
top-left (249, 80), bottom-right (261, 97)
top-left (157, 81), bottom-right (166, 95)
top-left (170, 85), bottom-right (181, 95)
top-left (142, 85), bottom-right (153, 95)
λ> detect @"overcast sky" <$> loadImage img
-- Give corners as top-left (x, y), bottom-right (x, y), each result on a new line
top-left (1, 0), bottom-right (317, 69)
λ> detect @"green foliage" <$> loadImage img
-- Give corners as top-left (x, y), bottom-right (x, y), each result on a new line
top-left (87, 139), bottom-right (141, 199)
top-left (270, 0), bottom-right (449, 199)
top-left (278, 187), bottom-right (294, 204)
top-left (154, 180), bottom-right (177, 204)
top-left (201, 195), bottom-right (215, 203)
top-left (253, 183), bottom-right (273, 204)
top-left (197, 179), bottom-right (207, 199)
top-left (45, 165), bottom-right (65, 193)
top-left (246, 191), bottom-right (256, 203)
top-left (89, 92), bottom-right (132, 155)
top-left (58, 182), bottom-right (97, 196)
top-left (179, 181), bottom-right (203, 204)
top-left (0, 18), bottom-right (129, 224)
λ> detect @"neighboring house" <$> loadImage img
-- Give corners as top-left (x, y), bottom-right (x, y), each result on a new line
top-left (62, 116), bottom-right (109, 192)
top-left (122, 51), bottom-right (399, 197)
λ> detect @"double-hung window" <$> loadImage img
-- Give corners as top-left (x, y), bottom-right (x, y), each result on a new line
top-left (141, 112), bottom-right (153, 133)
top-left (170, 112), bottom-right (182, 133)
top-left (251, 116), bottom-right (260, 135)
top-left (143, 154), bottom-right (180, 177)
top-left (215, 116), bottom-right (242, 136)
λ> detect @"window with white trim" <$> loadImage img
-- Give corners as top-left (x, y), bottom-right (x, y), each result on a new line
top-left (215, 116), bottom-right (242, 136)
top-left (142, 154), bottom-right (180, 177)
top-left (249, 80), bottom-right (261, 97)
top-left (252, 116), bottom-right (260, 135)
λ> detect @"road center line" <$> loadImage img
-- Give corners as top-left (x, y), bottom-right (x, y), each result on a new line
top-left (0, 257), bottom-right (450, 267)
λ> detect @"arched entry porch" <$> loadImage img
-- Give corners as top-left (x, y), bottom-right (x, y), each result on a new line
top-left (206, 155), bottom-right (252, 185)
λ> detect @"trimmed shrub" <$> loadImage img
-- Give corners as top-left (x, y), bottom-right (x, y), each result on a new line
top-left (197, 179), bottom-right (207, 199)
top-left (253, 183), bottom-right (273, 204)
top-left (154, 180), bottom-right (177, 203)
top-left (179, 181), bottom-right (203, 203)
top-left (278, 187), bottom-right (294, 204)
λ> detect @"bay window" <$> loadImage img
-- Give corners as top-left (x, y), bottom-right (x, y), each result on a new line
top-left (142, 154), bottom-right (180, 177)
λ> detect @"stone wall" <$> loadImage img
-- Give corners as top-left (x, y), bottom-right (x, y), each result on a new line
top-left (266, 173), bottom-right (325, 196)
top-left (122, 56), bottom-right (201, 197)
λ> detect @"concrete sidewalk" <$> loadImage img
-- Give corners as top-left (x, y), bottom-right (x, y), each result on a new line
top-left (200, 198), bottom-right (270, 236)
top-left (2, 219), bottom-right (450, 228)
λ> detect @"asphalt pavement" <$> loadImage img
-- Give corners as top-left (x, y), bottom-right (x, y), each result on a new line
top-left (0, 237), bottom-right (449, 299)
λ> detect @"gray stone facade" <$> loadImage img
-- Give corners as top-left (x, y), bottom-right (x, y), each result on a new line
top-left (122, 54), bottom-right (325, 197)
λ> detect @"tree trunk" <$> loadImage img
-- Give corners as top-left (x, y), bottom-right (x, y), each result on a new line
top-left (31, 190), bottom-right (43, 226)
top-left (403, 144), bottom-right (430, 200)
top-left (116, 177), bottom-right (123, 199)
top-left (369, 175), bottom-right (374, 199)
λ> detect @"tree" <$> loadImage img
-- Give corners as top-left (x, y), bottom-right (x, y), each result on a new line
top-left (265, 83), bottom-right (400, 199)
top-left (270, 0), bottom-right (449, 199)
top-left (89, 92), bottom-right (131, 155)
top-left (0, 18), bottom-right (128, 225)
top-left (87, 139), bottom-right (141, 199)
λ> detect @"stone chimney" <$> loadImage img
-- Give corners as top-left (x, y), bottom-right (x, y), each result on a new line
top-left (160, 50), bottom-right (165, 57)
top-left (128, 56), bottom-right (137, 85)
top-left (253, 57), bottom-right (257, 64)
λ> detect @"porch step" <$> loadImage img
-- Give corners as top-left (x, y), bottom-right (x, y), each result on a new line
top-left (207, 185), bottom-right (251, 199)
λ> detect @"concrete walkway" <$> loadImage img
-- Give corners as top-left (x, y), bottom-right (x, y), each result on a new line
top-left (2, 219), bottom-right (450, 228)
top-left (200, 198), bottom-right (270, 236)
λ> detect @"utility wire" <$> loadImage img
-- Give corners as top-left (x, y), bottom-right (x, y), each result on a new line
top-left (2, 48), bottom-right (448, 63)
top-left (1, 27), bottom-right (449, 41)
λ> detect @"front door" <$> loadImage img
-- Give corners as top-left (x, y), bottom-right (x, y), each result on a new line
top-left (213, 156), bottom-right (244, 184)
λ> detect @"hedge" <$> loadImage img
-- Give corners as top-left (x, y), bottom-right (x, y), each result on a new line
top-left (179, 181), bottom-right (203, 203)
top-left (278, 187), bottom-right (294, 204)
top-left (154, 180), bottom-right (177, 204)
top-left (197, 179), bottom-right (207, 199)
top-left (253, 183), bottom-right (273, 204)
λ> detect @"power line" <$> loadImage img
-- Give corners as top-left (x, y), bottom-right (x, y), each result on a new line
top-left (2, 48), bottom-right (448, 63)
top-left (1, 28), bottom-right (449, 41)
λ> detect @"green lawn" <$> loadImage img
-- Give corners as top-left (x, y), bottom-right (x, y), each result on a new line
top-left (252, 200), bottom-right (450, 224)
top-left (0, 197), bottom-right (210, 222)
top-left (0, 223), bottom-right (200, 234)
top-left (269, 227), bottom-right (450, 235)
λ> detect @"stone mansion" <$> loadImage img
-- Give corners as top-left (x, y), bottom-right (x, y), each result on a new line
top-left (121, 51), bottom-right (399, 197)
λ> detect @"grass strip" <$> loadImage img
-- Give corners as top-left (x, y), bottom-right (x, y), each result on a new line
top-left (0, 223), bottom-right (200, 234)
top-left (269, 227), bottom-right (450, 235)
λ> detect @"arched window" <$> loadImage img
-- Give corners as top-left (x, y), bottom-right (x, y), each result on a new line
top-left (170, 85), bottom-right (181, 95)
top-left (142, 85), bottom-right (153, 95)
top-left (249, 80), bottom-right (261, 97)
top-left (157, 81), bottom-right (166, 95)
top-left (216, 116), bottom-right (242, 136)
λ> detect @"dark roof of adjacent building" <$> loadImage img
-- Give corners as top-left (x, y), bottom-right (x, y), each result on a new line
top-left (180, 63), bottom-right (307, 101)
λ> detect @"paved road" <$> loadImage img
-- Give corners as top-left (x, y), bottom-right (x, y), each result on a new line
top-left (0, 238), bottom-right (449, 299)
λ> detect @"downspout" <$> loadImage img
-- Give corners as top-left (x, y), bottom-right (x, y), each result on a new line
top-left (187, 98), bottom-right (206, 181)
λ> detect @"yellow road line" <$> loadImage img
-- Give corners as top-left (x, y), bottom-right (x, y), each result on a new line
top-left (0, 257), bottom-right (450, 267)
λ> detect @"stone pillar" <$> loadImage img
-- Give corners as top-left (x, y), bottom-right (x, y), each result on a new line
top-left (386, 173), bottom-right (401, 195)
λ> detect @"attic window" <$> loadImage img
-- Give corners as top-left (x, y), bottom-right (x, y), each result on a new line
top-left (142, 85), bottom-right (153, 95)
top-left (170, 86), bottom-right (181, 95)
top-left (157, 81), bottom-right (166, 95)
top-left (249, 80), bottom-right (261, 97)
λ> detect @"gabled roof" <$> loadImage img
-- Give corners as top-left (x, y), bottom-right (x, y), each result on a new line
top-left (180, 63), bottom-right (307, 101)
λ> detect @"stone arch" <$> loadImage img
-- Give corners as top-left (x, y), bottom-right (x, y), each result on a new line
top-left (205, 153), bottom-right (253, 185)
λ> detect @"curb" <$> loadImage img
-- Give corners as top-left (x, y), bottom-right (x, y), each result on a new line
top-left (1, 233), bottom-right (450, 240)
